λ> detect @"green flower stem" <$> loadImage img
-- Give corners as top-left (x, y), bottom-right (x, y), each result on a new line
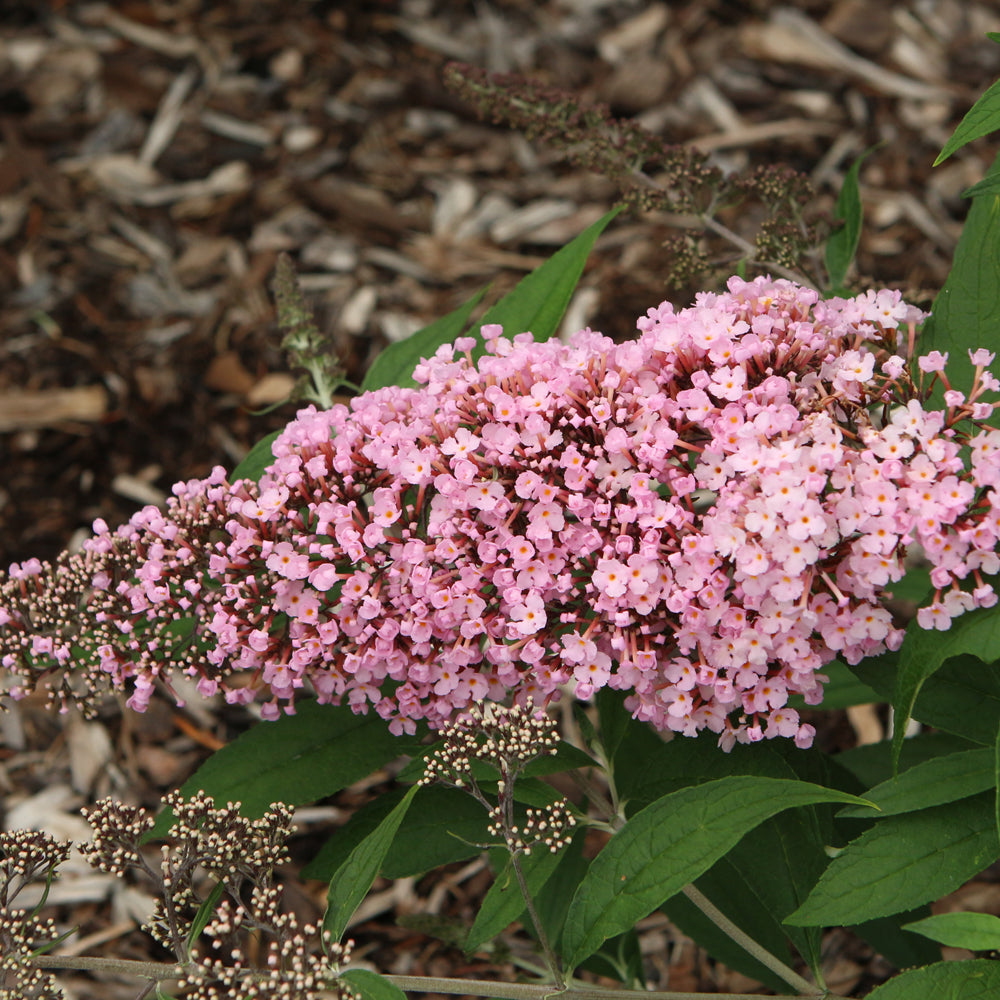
top-left (681, 884), bottom-right (819, 996)
top-left (382, 974), bottom-right (839, 1000)
top-left (30, 956), bottom-right (845, 999)
top-left (510, 848), bottom-right (565, 991)
top-left (33, 954), bottom-right (186, 980)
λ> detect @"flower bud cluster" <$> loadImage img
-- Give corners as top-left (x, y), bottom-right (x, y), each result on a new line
top-left (486, 799), bottom-right (577, 855)
top-left (0, 831), bottom-right (71, 1000)
top-left (420, 700), bottom-right (558, 788)
top-left (79, 792), bottom-right (294, 956)
top-left (177, 885), bottom-right (353, 1000)
top-left (2, 276), bottom-right (999, 750)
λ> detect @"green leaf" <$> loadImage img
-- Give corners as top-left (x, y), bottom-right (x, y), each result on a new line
top-left (886, 565), bottom-right (933, 604)
top-left (325, 783), bottom-right (419, 941)
top-left (186, 880), bottom-right (225, 952)
top-left (996, 721), bottom-right (1000, 845)
top-left (149, 701), bottom-right (419, 838)
top-left (339, 969), bottom-right (408, 1000)
top-left (476, 206), bottom-right (622, 344)
top-left (838, 747), bottom-right (996, 819)
top-left (936, 78), bottom-right (1000, 164)
top-left (852, 907), bottom-right (941, 971)
top-left (359, 285), bottom-right (487, 393)
top-left (614, 727), bottom-right (797, 808)
top-left (787, 793), bottom-right (1000, 927)
top-left (595, 687), bottom-right (632, 763)
top-left (725, 812), bottom-right (828, 978)
top-left (837, 731), bottom-right (980, 790)
top-left (850, 653), bottom-right (1000, 749)
top-left (230, 429), bottom-right (281, 484)
top-left (302, 784), bottom-right (489, 882)
top-left (560, 775), bottom-right (869, 969)
top-left (465, 841), bottom-right (567, 953)
top-left (917, 151), bottom-right (1000, 415)
top-left (962, 174), bottom-right (1000, 200)
top-left (892, 605), bottom-right (1000, 770)
top-left (577, 929), bottom-right (645, 988)
top-left (864, 959), bottom-right (1000, 999)
top-left (359, 206), bottom-right (620, 393)
top-left (537, 833), bottom-right (589, 953)
top-left (788, 659), bottom-right (880, 711)
top-left (904, 911), bottom-right (1000, 951)
top-left (824, 147), bottom-right (875, 292)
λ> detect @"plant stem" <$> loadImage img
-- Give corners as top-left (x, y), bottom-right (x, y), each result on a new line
top-left (383, 975), bottom-right (838, 1000)
top-left (29, 956), bottom-right (845, 1000)
top-left (33, 954), bottom-right (186, 980)
top-left (681, 884), bottom-right (819, 996)
top-left (510, 849), bottom-right (565, 990)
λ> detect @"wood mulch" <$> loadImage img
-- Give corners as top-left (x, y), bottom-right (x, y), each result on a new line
top-left (2, 1), bottom-right (999, 997)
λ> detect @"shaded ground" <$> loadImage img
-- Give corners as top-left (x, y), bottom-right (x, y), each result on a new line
top-left (2, 0), bottom-right (1000, 996)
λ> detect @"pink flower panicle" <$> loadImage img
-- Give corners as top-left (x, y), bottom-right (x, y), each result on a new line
top-left (2, 276), bottom-right (999, 749)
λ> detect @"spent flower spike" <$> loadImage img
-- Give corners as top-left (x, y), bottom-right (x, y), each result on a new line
top-left (2, 276), bottom-right (999, 750)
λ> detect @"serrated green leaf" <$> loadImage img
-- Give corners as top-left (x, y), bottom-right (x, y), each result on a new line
top-left (936, 79), bottom-right (1000, 164)
top-left (917, 151), bottom-right (1000, 416)
top-left (359, 286), bottom-right (487, 393)
top-left (465, 840), bottom-right (567, 953)
top-left (787, 793), bottom-right (1000, 927)
top-left (339, 969), bottom-right (408, 1000)
top-left (230, 429), bottom-right (281, 484)
top-left (892, 606), bottom-right (1000, 770)
top-left (838, 747), bottom-right (996, 819)
top-left (904, 911), bottom-right (1000, 951)
top-left (325, 783), bottom-right (418, 941)
top-left (865, 959), bottom-right (1000, 999)
top-left (149, 701), bottom-right (419, 838)
top-left (560, 775), bottom-right (870, 969)
top-left (825, 147), bottom-right (875, 292)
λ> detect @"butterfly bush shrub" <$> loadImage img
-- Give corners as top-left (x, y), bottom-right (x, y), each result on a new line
top-left (2, 275), bottom-right (998, 754)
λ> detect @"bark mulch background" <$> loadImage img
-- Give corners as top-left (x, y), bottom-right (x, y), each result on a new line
top-left (2, 1), bottom-right (1000, 997)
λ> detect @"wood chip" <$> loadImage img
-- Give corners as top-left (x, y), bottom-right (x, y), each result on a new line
top-left (742, 9), bottom-right (953, 101)
top-left (0, 386), bottom-right (107, 432)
